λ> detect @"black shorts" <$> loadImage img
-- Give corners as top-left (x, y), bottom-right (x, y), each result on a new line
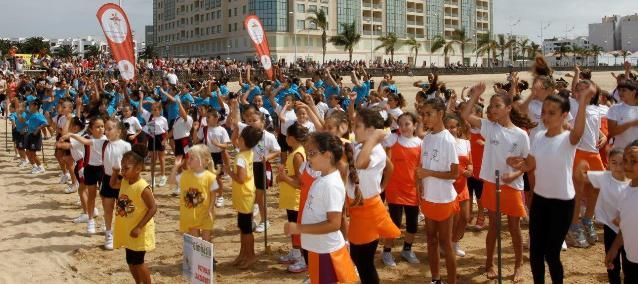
top-left (16, 132), bottom-right (26, 149)
top-left (211, 152), bottom-right (224, 174)
top-left (286, 209), bottom-right (298, 223)
top-left (174, 137), bottom-right (192, 156)
top-left (237, 212), bottom-right (253, 234)
top-left (84, 164), bottom-right (104, 186)
top-left (11, 128), bottom-right (18, 143)
top-left (147, 134), bottom-right (165, 152)
top-left (388, 204), bottom-right (419, 234)
top-left (100, 174), bottom-right (119, 198)
top-left (168, 118), bottom-right (176, 132)
top-left (253, 161), bottom-right (272, 190)
top-left (27, 133), bottom-right (42, 151)
top-left (277, 133), bottom-right (291, 152)
top-left (523, 172), bottom-right (531, 192)
top-left (468, 176), bottom-right (483, 200)
top-left (125, 248), bottom-right (146, 265)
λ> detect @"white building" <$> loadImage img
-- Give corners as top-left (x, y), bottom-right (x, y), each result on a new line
top-left (47, 36), bottom-right (109, 57)
top-left (542, 36), bottom-right (590, 54)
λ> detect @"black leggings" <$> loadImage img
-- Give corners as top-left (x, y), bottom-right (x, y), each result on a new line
top-left (604, 225), bottom-right (626, 284)
top-left (286, 209), bottom-right (298, 223)
top-left (388, 204), bottom-right (419, 234)
top-left (350, 240), bottom-right (380, 284)
top-left (529, 194), bottom-right (574, 284)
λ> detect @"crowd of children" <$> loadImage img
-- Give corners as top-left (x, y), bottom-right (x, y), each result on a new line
top-left (3, 57), bottom-right (638, 284)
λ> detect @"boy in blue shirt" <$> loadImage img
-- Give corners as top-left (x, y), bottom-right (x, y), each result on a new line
top-left (21, 99), bottom-right (48, 174)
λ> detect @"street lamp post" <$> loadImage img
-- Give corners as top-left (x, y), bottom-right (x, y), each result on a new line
top-left (226, 44), bottom-right (230, 59)
top-left (289, 12), bottom-right (297, 63)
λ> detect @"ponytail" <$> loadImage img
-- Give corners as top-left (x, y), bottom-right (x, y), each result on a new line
top-left (344, 142), bottom-right (363, 207)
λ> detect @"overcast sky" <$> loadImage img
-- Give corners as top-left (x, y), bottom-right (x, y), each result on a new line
top-left (0, 0), bottom-right (637, 44)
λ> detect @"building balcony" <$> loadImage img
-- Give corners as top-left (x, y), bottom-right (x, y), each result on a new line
top-left (477, 5), bottom-right (489, 11)
top-left (363, 30), bottom-right (382, 36)
top-left (445, 13), bottom-right (459, 17)
top-left (372, 3), bottom-right (383, 9)
top-left (445, 24), bottom-right (457, 29)
top-left (407, 8), bottom-right (424, 13)
top-left (373, 17), bottom-right (383, 23)
top-left (364, 16), bottom-right (372, 22)
top-left (363, 2), bottom-right (372, 8)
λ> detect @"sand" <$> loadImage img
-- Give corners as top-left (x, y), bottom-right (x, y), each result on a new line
top-left (0, 71), bottom-right (621, 284)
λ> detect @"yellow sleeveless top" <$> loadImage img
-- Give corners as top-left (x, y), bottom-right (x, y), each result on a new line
top-left (179, 169), bottom-right (217, 232)
top-left (113, 178), bottom-right (155, 251)
top-left (232, 150), bottom-right (255, 214)
top-left (279, 146), bottom-right (305, 210)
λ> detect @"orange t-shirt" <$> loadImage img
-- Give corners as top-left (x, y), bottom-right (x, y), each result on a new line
top-left (385, 135), bottom-right (421, 206)
top-left (469, 131), bottom-right (484, 178)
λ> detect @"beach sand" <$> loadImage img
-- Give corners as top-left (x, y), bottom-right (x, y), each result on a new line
top-left (0, 71), bottom-right (619, 283)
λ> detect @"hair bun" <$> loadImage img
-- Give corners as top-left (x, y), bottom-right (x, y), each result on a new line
top-left (131, 143), bottom-right (148, 158)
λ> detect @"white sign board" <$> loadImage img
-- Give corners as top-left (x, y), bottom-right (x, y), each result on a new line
top-left (183, 234), bottom-right (214, 284)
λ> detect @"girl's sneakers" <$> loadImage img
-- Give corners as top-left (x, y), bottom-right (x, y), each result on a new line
top-left (400, 250), bottom-right (420, 264)
top-left (278, 250), bottom-right (296, 264)
top-left (215, 196), bottom-right (224, 208)
top-left (104, 231), bottom-right (114, 250)
top-left (287, 258), bottom-right (307, 273)
top-left (382, 251), bottom-right (397, 267)
top-left (87, 219), bottom-right (97, 234)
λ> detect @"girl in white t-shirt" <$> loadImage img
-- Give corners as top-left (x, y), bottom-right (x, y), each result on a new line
top-left (347, 108), bottom-right (400, 284)
top-left (283, 132), bottom-right (358, 284)
top-left (121, 105), bottom-right (142, 145)
top-left (417, 98), bottom-right (459, 284)
top-left (514, 84), bottom-right (593, 283)
top-left (576, 149), bottom-right (629, 283)
top-left (140, 99), bottom-right (169, 187)
top-left (461, 83), bottom-right (534, 282)
top-left (607, 80), bottom-right (638, 150)
top-left (386, 92), bottom-right (405, 132)
top-left (56, 117), bottom-right (90, 222)
top-left (197, 108), bottom-right (231, 208)
top-left (606, 142), bottom-right (638, 283)
top-left (63, 117), bottom-right (107, 236)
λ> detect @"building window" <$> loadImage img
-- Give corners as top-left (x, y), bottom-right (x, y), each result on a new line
top-left (243, 5), bottom-right (247, 14)
top-left (234, 8), bottom-right (238, 16)
top-left (297, 4), bottom-right (305, 12)
top-left (297, 20), bottom-right (305, 30)
top-left (228, 24), bottom-right (232, 32)
top-left (308, 5), bottom-right (317, 12)
top-left (320, 6), bottom-right (328, 15)
top-left (234, 23), bottom-right (238, 31)
top-left (228, 9), bottom-right (231, 17)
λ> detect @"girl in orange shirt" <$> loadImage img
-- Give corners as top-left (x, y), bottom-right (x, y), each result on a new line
top-left (381, 112), bottom-right (422, 266)
top-left (468, 104), bottom-right (487, 230)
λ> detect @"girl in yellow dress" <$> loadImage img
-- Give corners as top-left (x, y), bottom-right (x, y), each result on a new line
top-left (110, 144), bottom-right (157, 284)
top-left (277, 122), bottom-right (309, 273)
top-left (225, 125), bottom-right (263, 269)
top-left (169, 144), bottom-right (218, 242)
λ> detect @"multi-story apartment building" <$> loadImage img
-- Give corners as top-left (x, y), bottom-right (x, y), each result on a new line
top-left (589, 14), bottom-right (638, 52)
top-left (153, 0), bottom-right (493, 65)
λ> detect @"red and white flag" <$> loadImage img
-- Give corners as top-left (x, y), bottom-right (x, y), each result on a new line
top-left (244, 15), bottom-right (273, 80)
top-left (97, 3), bottom-right (136, 81)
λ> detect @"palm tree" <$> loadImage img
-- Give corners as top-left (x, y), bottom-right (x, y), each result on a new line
top-left (555, 45), bottom-right (572, 66)
top-left (516, 39), bottom-right (530, 62)
top-left (55, 45), bottom-right (76, 58)
top-left (375, 32), bottom-right (401, 63)
top-left (494, 34), bottom-right (515, 66)
top-left (448, 28), bottom-right (472, 65)
top-left (404, 37), bottom-right (422, 67)
top-left (475, 32), bottom-right (494, 67)
top-left (529, 42), bottom-right (541, 58)
top-left (589, 45), bottom-right (604, 66)
top-left (141, 45), bottom-right (159, 59)
top-left (329, 22), bottom-right (361, 62)
top-left (84, 45), bottom-right (101, 59)
top-left (307, 9), bottom-right (328, 64)
top-left (571, 45), bottom-right (584, 66)
top-left (430, 35), bottom-right (447, 66)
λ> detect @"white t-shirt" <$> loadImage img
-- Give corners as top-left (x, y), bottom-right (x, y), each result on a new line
top-left (530, 131), bottom-right (576, 200)
top-left (301, 170), bottom-right (346, 254)
top-left (70, 132), bottom-right (86, 162)
top-left (237, 122), bottom-right (281, 162)
top-left (141, 109), bottom-right (169, 135)
top-left (479, 119), bottom-right (530, 190)
top-left (387, 107), bottom-right (403, 130)
top-left (316, 102), bottom-right (329, 119)
top-left (123, 116), bottom-right (143, 135)
top-left (166, 73), bottom-right (178, 85)
top-left (55, 115), bottom-right (68, 131)
top-left (456, 138), bottom-right (470, 156)
top-left (617, 185), bottom-right (638, 262)
top-left (576, 105), bottom-right (602, 153)
top-left (347, 143), bottom-right (386, 199)
top-left (528, 99), bottom-right (573, 140)
top-left (301, 120), bottom-right (316, 133)
top-left (280, 109), bottom-right (297, 136)
top-left (298, 161), bottom-right (321, 178)
top-left (197, 125), bottom-right (230, 153)
top-left (420, 130), bottom-right (459, 203)
top-left (172, 115), bottom-right (193, 139)
top-left (588, 171), bottom-right (630, 233)
top-left (607, 103), bottom-right (638, 149)
top-left (103, 139), bottom-right (132, 176)
top-left (87, 136), bottom-right (108, 166)
top-left (382, 133), bottom-right (421, 148)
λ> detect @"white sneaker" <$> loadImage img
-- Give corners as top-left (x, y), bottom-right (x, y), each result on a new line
top-left (172, 187), bottom-right (180, 196)
top-left (418, 212), bottom-right (425, 223)
top-left (104, 231), bottom-right (114, 250)
top-left (32, 166), bottom-right (45, 174)
top-left (453, 242), bottom-right (466, 257)
top-left (561, 241), bottom-right (568, 251)
top-left (278, 250), bottom-right (296, 264)
top-left (400, 250), bottom-right (420, 264)
top-left (255, 221), bottom-right (269, 233)
top-left (64, 183), bottom-right (78, 194)
top-left (18, 160), bottom-right (28, 167)
top-left (60, 173), bottom-right (68, 184)
top-left (158, 176), bottom-right (167, 187)
top-left (215, 196), bottom-right (224, 208)
top-left (382, 251), bottom-right (397, 267)
top-left (93, 207), bottom-right (100, 217)
top-left (31, 166), bottom-right (38, 174)
top-left (287, 257), bottom-right (308, 273)
top-left (87, 220), bottom-right (96, 234)
top-left (73, 214), bottom-right (89, 223)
